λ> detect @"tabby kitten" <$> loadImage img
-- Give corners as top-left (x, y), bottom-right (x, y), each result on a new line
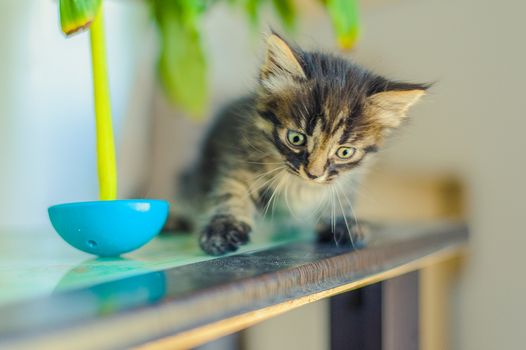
top-left (176, 33), bottom-right (427, 256)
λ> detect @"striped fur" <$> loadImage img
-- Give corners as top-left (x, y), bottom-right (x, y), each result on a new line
top-left (177, 34), bottom-right (428, 255)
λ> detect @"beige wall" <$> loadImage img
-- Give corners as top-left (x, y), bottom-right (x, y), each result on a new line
top-left (351, 1), bottom-right (526, 349)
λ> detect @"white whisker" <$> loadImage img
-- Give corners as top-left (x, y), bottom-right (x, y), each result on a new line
top-left (271, 174), bottom-right (287, 220)
top-left (335, 185), bottom-right (355, 249)
top-left (329, 185), bottom-right (336, 237)
top-left (249, 166), bottom-right (286, 194)
top-left (252, 173), bottom-right (283, 202)
top-left (336, 181), bottom-right (358, 227)
top-left (283, 180), bottom-right (300, 220)
top-left (262, 171), bottom-right (285, 219)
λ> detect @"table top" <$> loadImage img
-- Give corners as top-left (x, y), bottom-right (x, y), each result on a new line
top-left (0, 221), bottom-right (468, 350)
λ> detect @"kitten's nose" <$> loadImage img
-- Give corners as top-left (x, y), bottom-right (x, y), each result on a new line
top-left (304, 169), bottom-right (320, 179)
top-left (306, 150), bottom-right (327, 179)
top-left (304, 164), bottom-right (325, 179)
top-left (305, 161), bottom-right (325, 179)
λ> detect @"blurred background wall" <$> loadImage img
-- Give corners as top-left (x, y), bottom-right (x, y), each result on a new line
top-left (1, 0), bottom-right (525, 349)
top-left (0, 0), bottom-right (156, 229)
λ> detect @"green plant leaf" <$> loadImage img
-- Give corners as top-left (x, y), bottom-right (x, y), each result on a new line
top-left (59, 0), bottom-right (102, 36)
top-left (152, 0), bottom-right (208, 118)
top-left (244, 0), bottom-right (263, 28)
top-left (271, 0), bottom-right (296, 29)
top-left (324, 0), bottom-right (360, 50)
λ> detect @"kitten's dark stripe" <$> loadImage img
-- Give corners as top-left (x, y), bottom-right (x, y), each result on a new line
top-left (367, 78), bottom-right (430, 95)
top-left (212, 193), bottom-right (233, 202)
top-left (336, 158), bottom-right (365, 171)
top-left (304, 171), bottom-right (318, 180)
top-left (286, 164), bottom-right (300, 174)
top-left (306, 85), bottom-right (324, 134)
top-left (306, 114), bottom-right (321, 135)
top-left (339, 105), bottom-right (362, 144)
top-left (364, 145), bottom-right (378, 153)
top-left (331, 118), bottom-right (346, 135)
top-left (328, 168), bottom-right (339, 177)
top-left (258, 109), bottom-right (281, 126)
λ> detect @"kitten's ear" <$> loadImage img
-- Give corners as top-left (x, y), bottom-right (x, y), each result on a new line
top-left (260, 33), bottom-right (306, 90)
top-left (366, 89), bottom-right (426, 128)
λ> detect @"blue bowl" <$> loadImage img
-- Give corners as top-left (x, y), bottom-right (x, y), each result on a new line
top-left (48, 199), bottom-right (169, 257)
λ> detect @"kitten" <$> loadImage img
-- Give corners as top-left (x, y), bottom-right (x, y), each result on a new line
top-left (174, 33), bottom-right (427, 256)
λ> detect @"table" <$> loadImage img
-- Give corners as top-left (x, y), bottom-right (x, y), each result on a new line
top-left (0, 221), bottom-right (468, 349)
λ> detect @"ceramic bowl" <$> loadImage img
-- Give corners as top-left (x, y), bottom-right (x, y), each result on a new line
top-left (48, 199), bottom-right (169, 257)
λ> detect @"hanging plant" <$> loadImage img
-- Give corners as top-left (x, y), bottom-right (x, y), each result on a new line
top-left (59, 0), bottom-right (360, 118)
top-left (236, 0), bottom-right (297, 29)
top-left (151, 0), bottom-right (208, 118)
top-left (59, 0), bottom-right (102, 35)
top-left (323, 0), bottom-right (360, 50)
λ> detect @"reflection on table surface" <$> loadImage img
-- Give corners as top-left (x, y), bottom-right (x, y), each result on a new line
top-left (0, 221), bottom-right (311, 306)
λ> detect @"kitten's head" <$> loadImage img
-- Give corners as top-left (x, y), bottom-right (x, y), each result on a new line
top-left (255, 33), bottom-right (428, 184)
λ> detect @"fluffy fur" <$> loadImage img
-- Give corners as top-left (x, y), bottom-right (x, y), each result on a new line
top-left (173, 33), bottom-right (427, 255)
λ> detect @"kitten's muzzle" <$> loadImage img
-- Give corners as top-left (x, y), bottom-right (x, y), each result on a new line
top-left (300, 167), bottom-right (329, 184)
top-left (304, 169), bottom-right (320, 180)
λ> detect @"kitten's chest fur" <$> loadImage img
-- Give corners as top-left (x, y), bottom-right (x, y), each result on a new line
top-left (257, 170), bottom-right (359, 219)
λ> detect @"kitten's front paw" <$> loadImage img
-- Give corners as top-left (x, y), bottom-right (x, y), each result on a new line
top-left (316, 218), bottom-right (370, 248)
top-left (200, 215), bottom-right (252, 256)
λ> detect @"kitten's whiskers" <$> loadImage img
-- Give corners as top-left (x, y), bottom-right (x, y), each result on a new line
top-left (283, 180), bottom-right (300, 220)
top-left (271, 174), bottom-right (287, 220)
top-left (335, 185), bottom-right (356, 249)
top-left (329, 185), bottom-right (336, 244)
top-left (249, 166), bottom-right (286, 195)
top-left (336, 181), bottom-right (358, 229)
top-left (262, 170), bottom-right (285, 220)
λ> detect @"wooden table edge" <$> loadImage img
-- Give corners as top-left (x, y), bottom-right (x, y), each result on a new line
top-left (134, 244), bottom-right (466, 350)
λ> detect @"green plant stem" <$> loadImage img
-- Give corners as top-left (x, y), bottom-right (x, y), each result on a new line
top-left (90, 6), bottom-right (117, 200)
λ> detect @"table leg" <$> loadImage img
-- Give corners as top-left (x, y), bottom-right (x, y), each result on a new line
top-left (329, 271), bottom-right (419, 350)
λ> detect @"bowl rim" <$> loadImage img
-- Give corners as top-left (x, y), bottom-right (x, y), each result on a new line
top-left (48, 199), bottom-right (169, 211)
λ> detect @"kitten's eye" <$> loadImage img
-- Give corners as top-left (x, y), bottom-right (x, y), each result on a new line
top-left (287, 130), bottom-right (306, 147)
top-left (336, 146), bottom-right (356, 159)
